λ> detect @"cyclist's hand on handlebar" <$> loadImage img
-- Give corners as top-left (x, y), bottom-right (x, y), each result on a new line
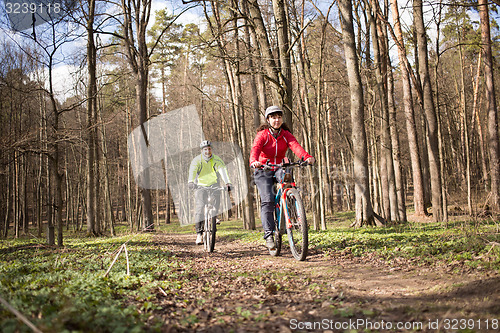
top-left (251, 161), bottom-right (262, 169)
top-left (305, 157), bottom-right (315, 165)
top-left (188, 182), bottom-right (197, 190)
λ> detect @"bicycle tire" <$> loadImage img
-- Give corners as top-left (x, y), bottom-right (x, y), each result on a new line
top-left (269, 228), bottom-right (282, 256)
top-left (203, 209), bottom-right (210, 251)
top-left (203, 210), bottom-right (216, 253)
top-left (285, 188), bottom-right (308, 261)
top-left (208, 216), bottom-right (216, 252)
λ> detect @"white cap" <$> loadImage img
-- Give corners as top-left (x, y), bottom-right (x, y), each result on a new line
top-left (264, 105), bottom-right (283, 118)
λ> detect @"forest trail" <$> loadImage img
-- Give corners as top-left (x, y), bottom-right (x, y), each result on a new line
top-left (149, 231), bottom-right (500, 332)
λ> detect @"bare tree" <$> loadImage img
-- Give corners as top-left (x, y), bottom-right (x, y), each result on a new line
top-left (271, 0), bottom-right (293, 126)
top-left (117, 1), bottom-right (191, 231)
top-left (203, 0), bottom-right (256, 229)
top-left (338, 0), bottom-right (377, 227)
top-left (414, 0), bottom-right (444, 221)
top-left (85, 0), bottom-right (100, 236)
top-left (246, 0), bottom-right (294, 127)
top-left (119, 0), bottom-right (155, 231)
top-left (389, 0), bottom-right (426, 217)
top-left (479, 0), bottom-right (499, 210)
top-left (364, 0), bottom-right (398, 222)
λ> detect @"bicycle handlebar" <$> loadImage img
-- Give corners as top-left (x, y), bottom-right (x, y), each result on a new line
top-left (258, 158), bottom-right (311, 170)
top-left (191, 184), bottom-right (227, 191)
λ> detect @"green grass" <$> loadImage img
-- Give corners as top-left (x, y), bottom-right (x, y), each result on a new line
top-left (0, 233), bottom-right (175, 332)
top-left (0, 214), bottom-right (499, 332)
top-left (310, 220), bottom-right (500, 268)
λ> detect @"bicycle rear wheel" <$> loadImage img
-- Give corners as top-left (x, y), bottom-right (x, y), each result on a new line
top-left (285, 188), bottom-right (308, 261)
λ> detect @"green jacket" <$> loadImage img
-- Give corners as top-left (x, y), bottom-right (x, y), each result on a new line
top-left (188, 154), bottom-right (230, 187)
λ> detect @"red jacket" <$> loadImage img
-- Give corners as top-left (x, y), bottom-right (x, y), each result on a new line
top-left (250, 128), bottom-right (312, 166)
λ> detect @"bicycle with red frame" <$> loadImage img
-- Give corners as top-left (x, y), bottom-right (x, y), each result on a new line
top-left (261, 158), bottom-right (309, 261)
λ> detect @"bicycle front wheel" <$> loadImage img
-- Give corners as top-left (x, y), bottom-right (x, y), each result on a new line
top-left (208, 216), bottom-right (216, 252)
top-left (285, 188), bottom-right (308, 261)
top-left (203, 210), bottom-right (216, 252)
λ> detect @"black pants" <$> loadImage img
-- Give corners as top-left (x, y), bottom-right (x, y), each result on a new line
top-left (253, 169), bottom-right (284, 240)
top-left (194, 187), bottom-right (220, 234)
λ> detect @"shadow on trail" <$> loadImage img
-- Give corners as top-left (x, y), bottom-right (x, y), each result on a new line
top-left (151, 232), bottom-right (326, 264)
top-left (146, 232), bottom-right (500, 332)
top-left (152, 233), bottom-right (267, 260)
top-left (341, 275), bottom-right (500, 323)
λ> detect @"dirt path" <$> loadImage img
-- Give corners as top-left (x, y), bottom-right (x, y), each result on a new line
top-left (150, 232), bottom-right (499, 332)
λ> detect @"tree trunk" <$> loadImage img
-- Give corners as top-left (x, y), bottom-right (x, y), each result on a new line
top-left (243, 0), bottom-right (267, 121)
top-left (231, 0), bottom-right (256, 230)
top-left (208, 0), bottom-right (256, 230)
top-left (294, 0), bottom-right (320, 229)
top-left (389, 0), bottom-right (426, 217)
top-left (122, 0), bottom-right (155, 231)
top-left (385, 0), bottom-right (406, 220)
top-left (137, 74), bottom-right (155, 231)
top-left (432, 2), bottom-right (448, 222)
top-left (479, 0), bottom-right (500, 210)
top-left (14, 151), bottom-right (19, 238)
top-left (65, 154), bottom-right (71, 230)
top-left (338, 0), bottom-right (376, 227)
top-left (126, 103), bottom-right (133, 230)
top-left (366, 0), bottom-right (397, 221)
top-left (458, 44), bottom-right (472, 214)
top-left (246, 0), bottom-right (282, 107)
top-left (271, 0), bottom-right (293, 127)
top-left (86, 0), bottom-right (98, 236)
top-left (37, 94), bottom-right (45, 237)
top-left (471, 55), bottom-right (489, 192)
top-left (376, 0), bottom-right (399, 221)
top-left (241, 0), bottom-right (261, 130)
top-left (387, 60), bottom-right (407, 222)
top-left (414, 0), bottom-right (443, 221)
top-left (313, 5), bottom-right (333, 230)
top-left (100, 107), bottom-right (116, 236)
top-left (4, 163), bottom-right (11, 238)
top-left (22, 155), bottom-right (29, 234)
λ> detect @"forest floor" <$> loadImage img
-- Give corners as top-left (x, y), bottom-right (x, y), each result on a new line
top-left (1, 215), bottom-right (499, 332)
top-left (149, 229), bottom-right (500, 332)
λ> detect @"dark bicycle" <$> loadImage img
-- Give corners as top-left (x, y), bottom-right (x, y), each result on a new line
top-left (261, 159), bottom-right (309, 261)
top-left (193, 185), bottom-right (227, 252)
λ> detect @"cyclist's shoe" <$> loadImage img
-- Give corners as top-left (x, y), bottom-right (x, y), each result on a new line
top-left (216, 218), bottom-right (221, 225)
top-left (265, 237), bottom-right (275, 250)
top-left (196, 233), bottom-right (203, 245)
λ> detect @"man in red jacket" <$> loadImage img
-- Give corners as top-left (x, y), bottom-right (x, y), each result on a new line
top-left (250, 106), bottom-right (315, 250)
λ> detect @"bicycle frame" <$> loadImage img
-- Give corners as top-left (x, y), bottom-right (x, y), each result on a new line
top-left (268, 162), bottom-right (306, 234)
top-left (257, 159), bottom-right (310, 260)
top-left (275, 178), bottom-right (295, 233)
top-left (204, 189), bottom-right (218, 220)
top-left (197, 185), bottom-right (224, 216)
